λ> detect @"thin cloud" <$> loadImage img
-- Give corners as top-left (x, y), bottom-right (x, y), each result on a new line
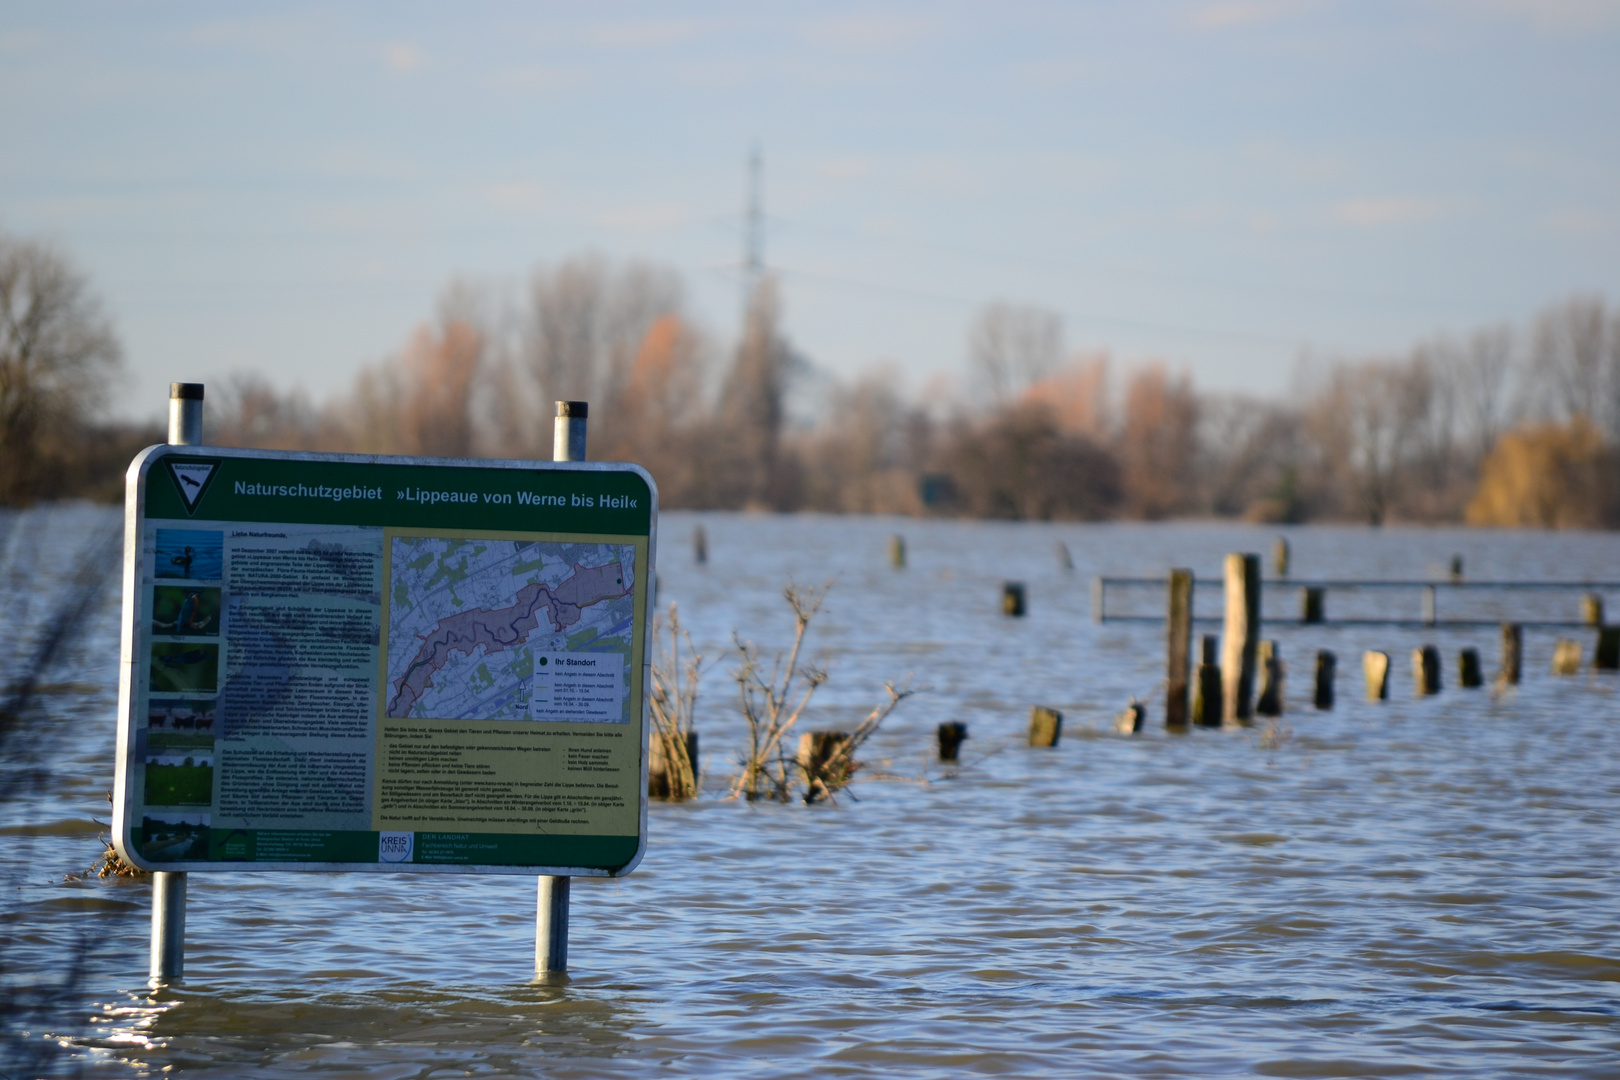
top-left (483, 182), bottom-right (548, 214)
top-left (384, 42), bottom-right (423, 73)
top-left (596, 202), bottom-right (691, 233)
top-left (586, 18), bottom-right (707, 50)
top-left (1473, 0), bottom-right (1620, 34)
top-left (798, 14), bottom-right (939, 51)
top-left (1188, 0), bottom-right (1322, 31)
top-left (1332, 197), bottom-right (1446, 226)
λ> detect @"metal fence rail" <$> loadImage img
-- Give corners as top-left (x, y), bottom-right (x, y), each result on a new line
top-left (1092, 576), bottom-right (1620, 629)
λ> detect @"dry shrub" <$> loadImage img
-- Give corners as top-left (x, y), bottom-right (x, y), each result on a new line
top-left (1465, 417), bottom-right (1620, 528)
top-left (728, 582), bottom-right (830, 802)
top-left (648, 602), bottom-right (704, 801)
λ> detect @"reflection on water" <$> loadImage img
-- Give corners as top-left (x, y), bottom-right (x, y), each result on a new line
top-left (4, 507), bottom-right (1619, 1077)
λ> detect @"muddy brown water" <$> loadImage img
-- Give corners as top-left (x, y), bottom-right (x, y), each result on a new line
top-left (3, 505), bottom-right (1618, 1077)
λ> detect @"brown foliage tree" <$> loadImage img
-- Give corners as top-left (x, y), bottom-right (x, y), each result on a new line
top-left (1465, 417), bottom-right (1620, 528)
top-left (1119, 364), bottom-right (1198, 518)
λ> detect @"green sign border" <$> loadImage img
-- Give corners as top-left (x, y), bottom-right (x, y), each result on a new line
top-left (113, 444), bottom-right (657, 878)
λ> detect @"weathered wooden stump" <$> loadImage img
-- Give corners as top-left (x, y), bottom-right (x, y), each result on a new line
top-left (1255, 640), bottom-right (1284, 716)
top-left (1596, 627), bottom-right (1620, 671)
top-left (1273, 536), bottom-right (1290, 578)
top-left (1314, 650), bottom-right (1335, 710)
top-left (1551, 638), bottom-right (1582, 675)
top-left (1364, 651), bottom-right (1390, 701)
top-left (693, 523), bottom-right (708, 565)
top-left (1003, 582), bottom-right (1027, 617)
top-left (1115, 698), bottom-right (1145, 734)
top-left (1193, 635), bottom-right (1222, 726)
top-left (1499, 623), bottom-right (1522, 687)
top-left (798, 730), bottom-right (854, 796)
top-left (937, 721), bottom-right (968, 761)
top-left (1450, 555), bottom-right (1464, 582)
top-left (1582, 593), bottom-right (1604, 626)
top-left (1458, 648), bottom-right (1483, 689)
top-left (889, 534), bottom-right (906, 569)
top-left (648, 731), bottom-right (699, 799)
top-left (1300, 586), bottom-right (1324, 624)
top-left (1028, 706), bottom-right (1062, 747)
top-left (1221, 553), bottom-right (1261, 723)
top-left (1412, 645), bottom-right (1441, 695)
top-left (1055, 541), bottom-right (1074, 571)
top-left (1165, 568), bottom-right (1194, 727)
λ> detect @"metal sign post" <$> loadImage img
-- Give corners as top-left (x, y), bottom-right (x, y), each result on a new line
top-left (538, 399), bottom-right (587, 978)
top-left (115, 392), bottom-right (655, 982)
top-left (150, 381), bottom-right (203, 982)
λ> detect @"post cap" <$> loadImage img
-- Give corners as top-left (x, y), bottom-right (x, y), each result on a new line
top-left (170, 382), bottom-right (205, 401)
top-left (555, 400), bottom-right (588, 418)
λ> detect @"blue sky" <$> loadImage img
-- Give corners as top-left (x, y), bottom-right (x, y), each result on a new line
top-left (3, 1), bottom-right (1618, 421)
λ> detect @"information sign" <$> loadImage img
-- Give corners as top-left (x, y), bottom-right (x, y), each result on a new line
top-left (113, 446), bottom-right (656, 876)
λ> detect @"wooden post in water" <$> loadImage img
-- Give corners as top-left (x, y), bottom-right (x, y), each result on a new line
top-left (937, 722), bottom-right (968, 761)
top-left (1364, 651), bottom-right (1390, 701)
top-left (888, 534), bottom-right (906, 569)
top-left (1413, 645), bottom-right (1441, 695)
top-left (693, 524), bottom-right (708, 565)
top-left (1300, 587), bottom-right (1324, 624)
top-left (1255, 641), bottom-right (1283, 716)
top-left (1594, 627), bottom-right (1620, 670)
top-left (798, 731), bottom-right (853, 796)
top-left (1221, 553), bottom-right (1260, 724)
top-left (1091, 576), bottom-right (1105, 623)
top-left (1499, 623), bottom-right (1522, 687)
top-left (1114, 699), bottom-right (1145, 734)
top-left (1028, 706), bottom-right (1062, 747)
top-left (1458, 648), bottom-right (1483, 688)
top-left (1422, 585), bottom-right (1437, 626)
top-left (1003, 582), bottom-right (1026, 617)
top-left (1450, 555), bottom-right (1464, 582)
top-left (1582, 593), bottom-right (1604, 626)
top-left (1055, 541), bottom-right (1074, 571)
top-left (1552, 639), bottom-right (1582, 675)
top-left (1314, 650), bottom-right (1335, 710)
top-left (1193, 636), bottom-right (1222, 726)
top-left (1272, 536), bottom-right (1290, 578)
top-left (1165, 569), bottom-right (1193, 727)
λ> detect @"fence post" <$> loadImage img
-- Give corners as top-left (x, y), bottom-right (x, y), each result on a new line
top-left (1499, 623), bottom-right (1522, 687)
top-left (1364, 651), bottom-right (1390, 701)
top-left (1413, 645), bottom-right (1441, 695)
top-left (1165, 569), bottom-right (1193, 727)
top-left (1221, 553), bottom-right (1260, 723)
top-left (1193, 635), bottom-right (1222, 726)
top-left (1313, 650), bottom-right (1335, 710)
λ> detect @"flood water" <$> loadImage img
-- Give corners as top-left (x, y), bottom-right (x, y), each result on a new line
top-left (3, 504), bottom-right (1618, 1078)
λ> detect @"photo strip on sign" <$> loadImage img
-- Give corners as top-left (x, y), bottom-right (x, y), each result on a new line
top-left (112, 446), bottom-right (656, 877)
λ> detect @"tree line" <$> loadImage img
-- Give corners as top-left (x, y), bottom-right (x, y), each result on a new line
top-left (3, 229), bottom-right (1617, 526)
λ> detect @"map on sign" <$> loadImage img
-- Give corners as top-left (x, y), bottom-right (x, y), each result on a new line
top-left (385, 536), bottom-right (637, 723)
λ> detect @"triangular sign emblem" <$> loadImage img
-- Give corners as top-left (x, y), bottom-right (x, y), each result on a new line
top-left (166, 460), bottom-right (219, 513)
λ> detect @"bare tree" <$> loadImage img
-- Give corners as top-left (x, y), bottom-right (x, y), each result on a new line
top-left (968, 302), bottom-right (1063, 405)
top-left (1456, 323), bottom-right (1517, 459)
top-left (522, 253), bottom-right (684, 410)
top-left (714, 277), bottom-right (794, 507)
top-left (0, 233), bottom-right (121, 504)
top-left (1531, 296), bottom-right (1611, 433)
